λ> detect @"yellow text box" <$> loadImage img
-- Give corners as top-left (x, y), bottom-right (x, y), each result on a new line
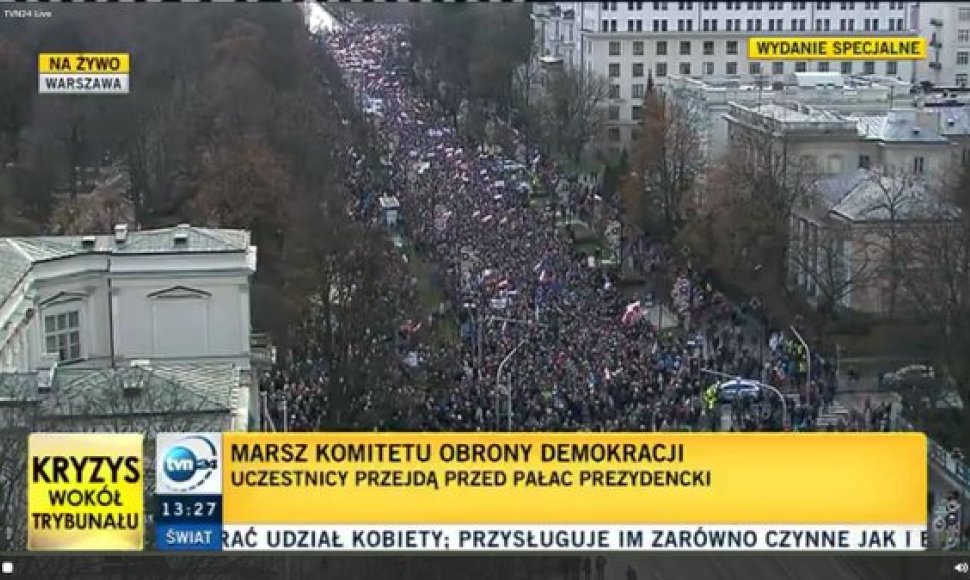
top-left (28, 433), bottom-right (144, 551)
top-left (748, 37), bottom-right (926, 60)
top-left (38, 53), bottom-right (130, 74)
top-left (221, 433), bottom-right (926, 525)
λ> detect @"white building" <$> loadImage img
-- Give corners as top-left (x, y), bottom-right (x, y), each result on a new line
top-left (913, 1), bottom-right (970, 86)
top-left (534, 1), bottom-right (920, 152)
top-left (669, 71), bottom-right (914, 158)
top-left (0, 224), bottom-right (259, 431)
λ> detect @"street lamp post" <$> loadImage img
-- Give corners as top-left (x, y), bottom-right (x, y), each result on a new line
top-left (496, 339), bottom-right (527, 432)
top-left (789, 325), bottom-right (812, 388)
top-left (701, 368), bottom-right (789, 430)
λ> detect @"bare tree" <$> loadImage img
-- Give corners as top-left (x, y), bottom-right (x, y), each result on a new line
top-left (538, 66), bottom-right (609, 164)
top-left (622, 79), bottom-right (705, 238)
top-left (789, 219), bottom-right (876, 348)
top-left (862, 167), bottom-right (924, 318)
top-left (697, 123), bottom-right (819, 296)
top-left (896, 163), bottom-right (970, 412)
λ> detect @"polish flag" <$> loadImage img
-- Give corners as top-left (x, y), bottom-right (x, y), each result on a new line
top-left (621, 301), bottom-right (643, 326)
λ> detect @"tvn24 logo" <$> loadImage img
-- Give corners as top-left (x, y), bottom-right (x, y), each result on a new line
top-left (156, 433), bottom-right (222, 495)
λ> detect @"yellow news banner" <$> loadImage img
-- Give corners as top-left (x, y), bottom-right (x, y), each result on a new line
top-left (748, 37), bottom-right (926, 60)
top-left (38, 53), bottom-right (130, 74)
top-left (222, 433), bottom-right (926, 526)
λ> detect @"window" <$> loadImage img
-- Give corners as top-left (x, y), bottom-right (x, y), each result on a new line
top-left (680, 62), bottom-right (692, 75)
top-left (727, 19), bottom-right (733, 31)
top-left (637, 19), bottom-right (644, 31)
top-left (608, 105), bottom-right (621, 121)
top-left (611, 20), bottom-right (618, 32)
top-left (824, 18), bottom-right (831, 31)
top-left (961, 30), bottom-right (970, 44)
top-left (818, 62), bottom-right (830, 72)
top-left (628, 19), bottom-right (635, 31)
top-left (958, 73), bottom-right (969, 86)
top-left (886, 61), bottom-right (897, 75)
top-left (772, 61), bottom-right (784, 75)
top-left (795, 61), bottom-right (807, 72)
top-left (602, 20), bottom-right (610, 32)
top-left (632, 62), bottom-right (644, 77)
top-left (841, 61), bottom-right (852, 74)
top-left (839, 19), bottom-right (846, 31)
top-left (628, 1), bottom-right (636, 8)
top-left (609, 84), bottom-right (621, 98)
top-left (609, 63), bottom-right (621, 77)
top-left (656, 62), bottom-right (668, 77)
top-left (653, 19), bottom-right (660, 31)
top-left (747, 19), bottom-right (754, 31)
top-left (749, 62), bottom-right (762, 75)
top-left (800, 155), bottom-right (817, 172)
top-left (826, 154), bottom-right (843, 175)
top-left (45, 311), bottom-right (81, 362)
top-left (680, 41), bottom-right (691, 55)
top-left (633, 41), bottom-right (645, 56)
top-left (703, 61), bottom-right (714, 75)
top-left (959, 52), bottom-right (970, 65)
top-left (863, 61), bottom-right (875, 74)
top-left (913, 157), bottom-right (925, 174)
top-left (755, 19), bottom-right (762, 31)
top-left (662, 20), bottom-right (668, 30)
top-left (611, 1), bottom-right (618, 9)
top-left (657, 40), bottom-right (668, 55)
top-left (678, 19), bottom-right (685, 32)
top-left (686, 19), bottom-right (693, 31)
top-left (726, 61), bottom-right (738, 75)
top-left (603, 1), bottom-right (610, 8)
top-left (727, 40), bottom-right (738, 55)
top-left (896, 18), bottom-right (903, 30)
top-left (608, 128), bottom-right (621, 142)
top-left (872, 18), bottom-right (878, 31)
top-left (848, 19), bottom-right (854, 31)
top-left (960, 7), bottom-right (970, 21)
top-left (632, 83), bottom-right (645, 98)
top-left (858, 155), bottom-right (871, 170)
top-left (609, 41), bottom-right (621, 56)
top-left (704, 41), bottom-right (714, 55)
top-left (632, 105), bottom-right (644, 120)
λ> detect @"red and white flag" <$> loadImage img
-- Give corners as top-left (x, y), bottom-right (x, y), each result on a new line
top-left (621, 301), bottom-right (643, 326)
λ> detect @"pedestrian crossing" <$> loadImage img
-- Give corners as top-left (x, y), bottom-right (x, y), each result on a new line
top-left (815, 400), bottom-right (851, 429)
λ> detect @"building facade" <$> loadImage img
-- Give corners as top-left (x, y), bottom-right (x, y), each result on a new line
top-left (723, 103), bottom-right (967, 313)
top-left (534, 1), bottom-right (923, 152)
top-left (913, 1), bottom-right (970, 87)
top-left (0, 224), bottom-right (259, 430)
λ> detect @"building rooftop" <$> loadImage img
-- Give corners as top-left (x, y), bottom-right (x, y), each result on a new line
top-left (0, 362), bottom-right (242, 417)
top-left (0, 225), bottom-right (251, 307)
top-left (849, 110), bottom-right (951, 143)
top-left (813, 169), bottom-right (956, 222)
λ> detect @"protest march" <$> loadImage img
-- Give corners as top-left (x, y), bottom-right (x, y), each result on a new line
top-left (260, 14), bottom-right (879, 436)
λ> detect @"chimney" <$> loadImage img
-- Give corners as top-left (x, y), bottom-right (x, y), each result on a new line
top-left (114, 223), bottom-right (128, 244)
top-left (173, 223), bottom-right (189, 246)
top-left (36, 357), bottom-right (58, 394)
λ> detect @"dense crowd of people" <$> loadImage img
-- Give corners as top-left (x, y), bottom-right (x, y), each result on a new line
top-left (261, 15), bottom-right (850, 435)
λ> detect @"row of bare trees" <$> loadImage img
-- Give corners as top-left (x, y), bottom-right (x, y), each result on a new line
top-left (619, 80), bottom-right (969, 407)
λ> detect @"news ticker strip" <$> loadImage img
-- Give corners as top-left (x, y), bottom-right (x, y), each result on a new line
top-left (747, 37), bottom-right (927, 60)
top-left (27, 432), bottom-right (929, 551)
top-left (37, 53), bottom-right (129, 95)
